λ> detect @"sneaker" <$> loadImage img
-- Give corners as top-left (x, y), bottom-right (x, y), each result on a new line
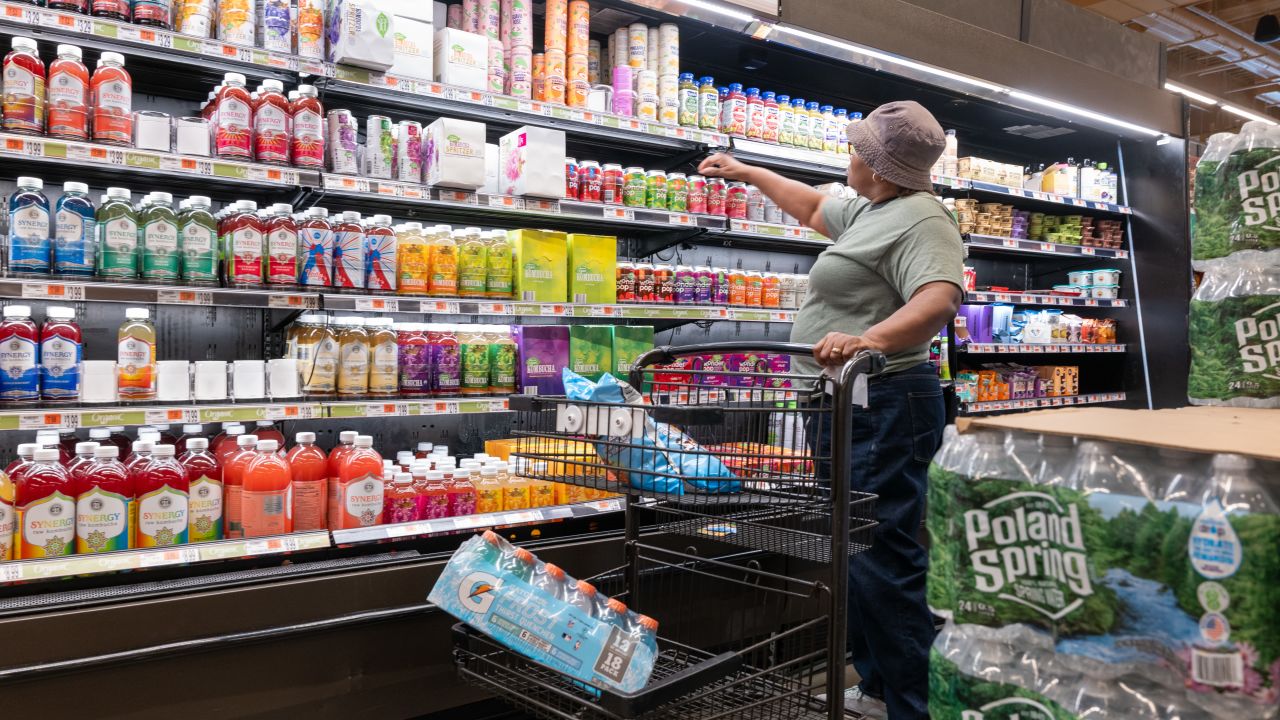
top-left (842, 685), bottom-right (888, 719)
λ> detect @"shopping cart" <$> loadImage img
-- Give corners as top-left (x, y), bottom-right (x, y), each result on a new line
top-left (453, 342), bottom-right (884, 720)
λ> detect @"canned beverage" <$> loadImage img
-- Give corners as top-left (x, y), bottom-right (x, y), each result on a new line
top-left (568, 80), bottom-right (590, 108)
top-left (568, 0), bottom-right (590, 56)
top-left (616, 261), bottom-right (636, 302)
top-left (395, 120), bottom-right (423, 182)
top-left (794, 273), bottom-right (809, 306)
top-left (746, 184), bottom-right (766, 222)
top-left (761, 273), bottom-right (781, 308)
top-left (726, 181), bottom-right (749, 219)
top-left (612, 90), bottom-right (635, 117)
top-left (687, 175), bottom-right (708, 214)
top-left (744, 271), bottom-right (763, 307)
top-left (567, 52), bottom-right (588, 84)
top-left (545, 75), bottom-right (567, 105)
top-left (636, 70), bottom-right (658, 96)
top-left (481, 0), bottom-right (500, 38)
top-left (727, 269), bottom-right (746, 306)
top-left (711, 267), bottom-right (729, 305)
top-left (654, 266), bottom-right (675, 304)
top-left (694, 265), bottom-right (713, 304)
top-left (622, 167), bottom-right (647, 207)
top-left (587, 39), bottom-right (601, 83)
top-left (779, 273), bottom-right (797, 309)
top-left (645, 170), bottom-right (668, 209)
top-left (647, 26), bottom-right (658, 73)
top-left (658, 23), bottom-right (679, 73)
top-left (602, 163), bottom-right (624, 204)
top-left (532, 53), bottom-right (546, 100)
top-left (544, 49), bottom-right (566, 78)
top-left (674, 265), bottom-right (696, 304)
top-left (365, 115), bottom-right (394, 179)
top-left (447, 2), bottom-right (462, 27)
top-left (667, 172), bottom-right (688, 212)
top-left (327, 109), bottom-right (359, 175)
top-left (706, 177), bottom-right (727, 216)
top-left (763, 196), bottom-right (783, 224)
top-left (544, 0), bottom-right (568, 52)
top-left (565, 158), bottom-right (580, 200)
top-left (636, 100), bottom-right (658, 121)
top-left (627, 22), bottom-right (647, 68)
top-left (634, 262), bottom-right (655, 302)
top-left (577, 160), bottom-right (602, 202)
top-left (509, 0), bottom-right (533, 47)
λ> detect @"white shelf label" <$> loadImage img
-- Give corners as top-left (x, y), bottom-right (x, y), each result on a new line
top-left (157, 289), bottom-right (213, 305)
top-left (21, 282), bottom-right (85, 301)
top-left (354, 297), bottom-right (400, 312)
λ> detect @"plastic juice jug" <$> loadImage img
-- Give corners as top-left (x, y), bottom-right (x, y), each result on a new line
top-left (222, 434), bottom-right (258, 539)
top-left (90, 52), bottom-right (131, 145)
top-left (180, 438), bottom-right (223, 543)
top-left (3, 37), bottom-right (46, 135)
top-left (364, 214), bottom-right (397, 291)
top-left (139, 192), bottom-right (180, 282)
top-left (67, 441), bottom-right (99, 480)
top-left (429, 230), bottom-right (461, 296)
top-left (133, 444), bottom-right (188, 547)
top-left (254, 78), bottom-right (291, 165)
top-left (241, 439), bottom-right (291, 537)
top-left (76, 444), bottom-right (132, 553)
top-left (54, 181), bottom-right (95, 277)
top-left (7, 176), bottom-right (50, 276)
top-left (0, 465), bottom-right (13, 560)
top-left (325, 430), bottom-right (358, 529)
top-left (382, 472), bottom-right (417, 524)
top-left (332, 211), bottom-right (366, 289)
top-left (334, 435), bottom-right (384, 529)
top-left (457, 226), bottom-right (488, 298)
top-left (446, 469), bottom-right (477, 517)
top-left (0, 304), bottom-right (40, 403)
top-left (16, 448), bottom-right (75, 558)
top-left (287, 431), bottom-right (327, 531)
top-left (264, 203), bottom-right (299, 286)
top-left (299, 207), bottom-right (334, 287)
top-left (117, 307), bottom-right (157, 401)
top-left (290, 84), bottom-right (324, 169)
top-left (396, 222), bottom-right (430, 295)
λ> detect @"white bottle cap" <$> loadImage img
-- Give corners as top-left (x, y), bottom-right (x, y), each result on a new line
top-left (152, 191), bottom-right (172, 204)
top-left (12, 37), bottom-right (38, 52)
top-left (237, 435), bottom-right (258, 448)
top-left (262, 79), bottom-right (284, 92)
top-left (1213, 453), bottom-right (1255, 471)
top-left (94, 445), bottom-right (120, 458)
top-left (3, 305), bottom-right (31, 318)
top-left (138, 430), bottom-right (160, 442)
top-left (107, 187), bottom-right (131, 200)
top-left (153, 444), bottom-right (175, 457)
top-left (188, 195), bottom-right (211, 207)
top-left (45, 306), bottom-right (75, 321)
top-left (224, 72), bottom-right (246, 85)
top-left (15, 443), bottom-right (37, 457)
top-left (371, 214), bottom-right (393, 225)
top-left (75, 442), bottom-right (100, 454)
top-left (296, 431), bottom-right (316, 443)
top-left (63, 181), bottom-right (88, 194)
top-left (339, 430), bottom-right (358, 442)
top-left (255, 420), bottom-right (275, 427)
top-left (186, 438), bottom-right (208, 450)
top-left (417, 442), bottom-right (433, 452)
top-left (342, 211), bottom-right (362, 222)
top-left (182, 424), bottom-right (203, 433)
top-left (100, 51), bottom-right (125, 66)
top-left (89, 428), bottom-right (111, 439)
top-left (56, 44), bottom-right (82, 58)
top-left (16, 176), bottom-right (41, 190)
top-left (257, 439), bottom-right (279, 453)
top-left (125, 307), bottom-right (150, 320)
top-left (481, 467), bottom-right (498, 476)
top-left (132, 441), bottom-right (153, 453)
top-left (34, 448), bottom-right (60, 462)
top-left (427, 470), bottom-right (445, 481)
top-left (394, 472), bottom-right (412, 483)
top-left (355, 435), bottom-right (374, 448)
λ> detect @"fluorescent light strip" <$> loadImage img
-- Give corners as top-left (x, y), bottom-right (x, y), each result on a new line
top-left (1164, 82), bottom-right (1217, 106)
top-left (1008, 91), bottom-right (1162, 137)
top-left (1221, 103), bottom-right (1278, 125)
top-left (680, 0), bottom-right (758, 23)
top-left (770, 24), bottom-right (1007, 94)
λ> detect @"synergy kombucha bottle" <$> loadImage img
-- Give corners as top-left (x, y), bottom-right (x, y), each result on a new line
top-left (76, 444), bottom-right (132, 553)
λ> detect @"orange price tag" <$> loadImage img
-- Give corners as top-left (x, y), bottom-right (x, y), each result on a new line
top-left (434, 402), bottom-right (448, 412)
top-left (166, 409), bottom-right (184, 421)
top-left (140, 30), bottom-right (155, 41)
top-left (45, 284), bottom-right (67, 297)
top-left (5, 138), bottom-right (22, 151)
top-left (181, 158), bottom-right (196, 170)
top-left (222, 44), bottom-right (237, 57)
top-left (468, 91), bottom-right (483, 102)
top-left (43, 413), bottom-right (62, 426)
top-left (342, 178), bottom-right (356, 188)
top-left (284, 406), bottom-right (299, 417)
top-left (386, 76), bottom-right (399, 87)
top-left (5, 5), bottom-right (23, 17)
top-left (381, 404), bottom-right (396, 414)
top-left (58, 14), bottom-right (74, 26)
top-left (267, 169), bottom-right (281, 180)
top-left (90, 147), bottom-right (106, 160)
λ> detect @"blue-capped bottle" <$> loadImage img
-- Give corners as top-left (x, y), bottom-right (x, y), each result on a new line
top-left (8, 176), bottom-right (51, 276)
top-left (777, 94), bottom-right (794, 146)
top-left (677, 72), bottom-right (698, 128)
top-left (54, 181), bottom-right (95, 277)
top-left (0, 304), bottom-right (40, 403)
top-left (805, 101), bottom-right (823, 150)
top-left (744, 87), bottom-right (763, 140)
top-left (697, 76), bottom-right (718, 130)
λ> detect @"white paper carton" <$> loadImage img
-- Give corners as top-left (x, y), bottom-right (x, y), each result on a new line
top-left (425, 117), bottom-right (486, 189)
top-left (326, 0), bottom-right (396, 71)
top-left (380, 0), bottom-right (433, 20)
top-left (499, 126), bottom-right (567, 198)
top-left (389, 15), bottom-right (434, 79)
top-left (434, 27), bottom-right (488, 90)
top-left (479, 143), bottom-right (500, 194)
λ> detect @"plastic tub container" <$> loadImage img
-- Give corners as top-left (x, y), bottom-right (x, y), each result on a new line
top-left (1089, 284), bottom-right (1120, 299)
top-left (1091, 268), bottom-right (1122, 285)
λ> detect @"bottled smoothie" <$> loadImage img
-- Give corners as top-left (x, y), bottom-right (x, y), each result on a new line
top-left (241, 439), bottom-right (291, 537)
top-left (287, 431), bottom-right (327, 531)
top-left (139, 191), bottom-right (180, 282)
top-left (133, 444), bottom-right (188, 547)
top-left (484, 230), bottom-right (513, 299)
top-left (224, 200), bottom-right (264, 287)
top-left (213, 73), bottom-right (253, 160)
top-left (16, 448), bottom-right (76, 558)
top-left (264, 203), bottom-right (299, 286)
top-left (76, 445), bottom-right (132, 553)
top-left (2, 37), bottom-right (45, 135)
top-left (96, 187), bottom-right (138, 279)
top-left (0, 305), bottom-right (40, 404)
top-left (367, 318), bottom-right (398, 396)
top-left (457, 226), bottom-right (488, 298)
top-left (180, 437), bottom-right (223, 543)
top-left (47, 44), bottom-right (89, 141)
top-left (298, 207), bottom-right (334, 287)
top-left (117, 307), bottom-right (157, 401)
top-left (429, 229), bottom-right (460, 296)
top-left (396, 222), bottom-right (430, 295)
top-left (290, 84), bottom-right (324, 169)
top-left (382, 473), bottom-right (416, 524)
top-left (777, 94), bottom-right (793, 146)
top-left (253, 78), bottom-right (291, 165)
top-left (333, 435), bottom-right (384, 529)
top-left (335, 317), bottom-right (371, 397)
top-left (806, 101), bottom-right (823, 150)
top-left (8, 176), bottom-right (51, 276)
top-left (222, 433), bottom-right (258, 539)
top-left (792, 98), bottom-right (809, 149)
top-left (54, 181), bottom-right (95, 277)
top-left (364, 214), bottom-right (396, 292)
top-left (697, 76), bottom-right (718, 130)
top-left (325, 430), bottom-right (358, 528)
top-left (90, 52), bottom-right (132, 145)
top-left (40, 306), bottom-right (81, 403)
top-left (179, 195), bottom-right (218, 285)
top-left (332, 211), bottom-right (366, 289)
top-left (428, 324), bottom-right (461, 397)
top-left (0, 464), bottom-right (13, 560)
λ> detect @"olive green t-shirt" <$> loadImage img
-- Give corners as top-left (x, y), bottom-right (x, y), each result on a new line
top-left (790, 192), bottom-right (964, 375)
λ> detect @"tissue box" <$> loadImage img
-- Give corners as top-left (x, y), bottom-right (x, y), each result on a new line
top-left (612, 325), bottom-right (654, 379)
top-left (514, 325), bottom-right (569, 395)
top-left (326, 0), bottom-right (396, 71)
top-left (389, 15), bottom-right (434, 79)
top-left (434, 27), bottom-right (487, 90)
top-left (479, 143), bottom-right (500, 193)
top-left (567, 234), bottom-right (617, 305)
top-left (498, 125), bottom-right (567, 198)
top-left (569, 325), bottom-right (613, 382)
top-left (424, 117), bottom-right (486, 189)
top-left (509, 229), bottom-right (567, 302)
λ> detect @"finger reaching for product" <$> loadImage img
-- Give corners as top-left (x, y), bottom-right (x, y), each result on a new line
top-left (697, 152), bottom-right (754, 182)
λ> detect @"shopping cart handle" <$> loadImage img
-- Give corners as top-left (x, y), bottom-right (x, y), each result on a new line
top-left (630, 342), bottom-right (886, 388)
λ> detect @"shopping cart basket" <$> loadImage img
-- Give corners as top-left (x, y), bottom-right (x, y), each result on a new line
top-left (453, 342), bottom-right (886, 720)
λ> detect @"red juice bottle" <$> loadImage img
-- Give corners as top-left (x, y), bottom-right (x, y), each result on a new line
top-left (224, 200), bottom-right (265, 287)
top-left (67, 441), bottom-right (100, 480)
top-left (418, 469), bottom-right (450, 520)
top-left (212, 423), bottom-right (244, 462)
top-left (382, 472), bottom-right (416, 525)
top-left (446, 469), bottom-right (477, 517)
top-left (241, 439), bottom-right (291, 538)
top-left (254, 79), bottom-right (291, 165)
top-left (222, 434), bottom-right (258, 539)
top-left (15, 448), bottom-right (76, 558)
top-left (75, 444), bottom-right (132, 553)
top-left (290, 84), bottom-right (324, 169)
top-left (57, 429), bottom-right (80, 460)
top-left (213, 72), bottom-right (253, 160)
top-left (325, 430), bottom-right (357, 529)
top-left (5, 443), bottom-right (37, 481)
top-left (287, 431), bottom-right (328, 532)
top-left (333, 435), bottom-right (383, 529)
top-left (133, 444), bottom-right (188, 547)
top-left (107, 426), bottom-right (131, 459)
top-left (152, 424), bottom-right (179, 446)
top-left (47, 44), bottom-right (89, 142)
top-left (264, 204), bottom-right (299, 286)
top-left (123, 441), bottom-right (154, 477)
top-left (175, 423), bottom-right (204, 456)
top-left (0, 304), bottom-right (40, 404)
top-left (180, 437), bottom-right (223, 543)
top-left (2, 37), bottom-right (46, 136)
top-left (253, 420), bottom-right (286, 452)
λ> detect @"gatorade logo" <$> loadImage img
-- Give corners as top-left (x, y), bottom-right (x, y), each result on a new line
top-left (961, 697), bottom-right (1055, 719)
top-left (458, 570), bottom-right (501, 614)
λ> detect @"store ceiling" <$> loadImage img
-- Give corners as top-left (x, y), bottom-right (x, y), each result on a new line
top-left (1071, 0), bottom-right (1280, 140)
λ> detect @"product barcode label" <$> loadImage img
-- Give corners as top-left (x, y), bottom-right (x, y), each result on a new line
top-left (573, 294), bottom-right (587, 304)
top-left (521, 291), bottom-right (537, 301)
top-left (1191, 649), bottom-right (1243, 687)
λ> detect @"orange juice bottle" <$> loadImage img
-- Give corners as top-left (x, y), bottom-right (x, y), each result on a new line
top-left (428, 229), bottom-right (460, 296)
top-left (326, 430), bottom-right (357, 530)
top-left (287, 431), bottom-right (328, 532)
top-left (333, 435), bottom-right (384, 529)
top-left (90, 52), bottom-right (132, 146)
top-left (241, 439), bottom-right (292, 537)
top-left (222, 434), bottom-right (258, 539)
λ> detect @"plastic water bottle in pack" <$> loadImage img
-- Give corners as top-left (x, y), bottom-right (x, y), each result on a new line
top-left (1030, 433), bottom-right (1076, 486)
top-left (1004, 429), bottom-right (1042, 482)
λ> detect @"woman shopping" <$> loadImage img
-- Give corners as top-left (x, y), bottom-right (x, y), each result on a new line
top-left (699, 100), bottom-right (963, 720)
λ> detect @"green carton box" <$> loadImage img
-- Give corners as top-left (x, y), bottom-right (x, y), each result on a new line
top-left (510, 229), bottom-right (567, 302)
top-left (612, 325), bottom-right (654, 385)
top-left (569, 325), bottom-right (614, 382)
top-left (567, 233), bottom-right (618, 305)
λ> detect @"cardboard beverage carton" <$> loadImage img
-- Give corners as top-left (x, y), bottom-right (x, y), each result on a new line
top-left (514, 325), bottom-right (568, 395)
top-left (434, 27), bottom-right (488, 90)
top-left (425, 117), bottom-right (486, 189)
top-left (389, 15), bottom-right (434, 79)
top-left (567, 234), bottom-right (617, 305)
top-left (510, 229), bottom-right (567, 302)
top-left (569, 325), bottom-right (613, 382)
top-left (498, 125), bottom-right (567, 198)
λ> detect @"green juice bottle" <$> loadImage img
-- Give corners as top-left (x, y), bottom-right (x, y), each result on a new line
top-left (179, 196), bottom-right (218, 285)
top-left (457, 226), bottom-right (488, 298)
top-left (96, 187), bottom-right (138, 279)
top-left (484, 230), bottom-right (513, 299)
top-left (460, 326), bottom-right (492, 396)
top-left (139, 191), bottom-right (179, 282)
top-left (488, 325), bottom-right (517, 394)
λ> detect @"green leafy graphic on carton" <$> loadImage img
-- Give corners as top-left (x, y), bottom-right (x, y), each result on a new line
top-left (375, 12), bottom-right (390, 37)
top-left (929, 650), bottom-right (1076, 720)
top-left (1189, 297), bottom-right (1280, 404)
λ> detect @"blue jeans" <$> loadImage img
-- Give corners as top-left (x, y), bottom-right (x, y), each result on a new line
top-left (810, 362), bottom-right (943, 720)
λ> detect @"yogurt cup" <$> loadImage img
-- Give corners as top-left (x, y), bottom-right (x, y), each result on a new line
top-left (1089, 284), bottom-right (1120, 299)
top-left (1067, 270), bottom-right (1092, 286)
top-left (1091, 268), bottom-right (1122, 285)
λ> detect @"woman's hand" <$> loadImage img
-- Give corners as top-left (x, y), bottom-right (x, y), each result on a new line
top-left (698, 153), bottom-right (755, 182)
top-left (814, 332), bottom-right (882, 367)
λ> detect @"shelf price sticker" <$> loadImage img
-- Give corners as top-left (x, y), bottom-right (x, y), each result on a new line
top-left (526, 198), bottom-right (559, 213)
top-left (268, 294), bottom-right (319, 309)
top-left (355, 297), bottom-right (399, 312)
top-left (18, 412), bottom-right (75, 430)
top-left (488, 195), bottom-right (522, 210)
top-left (438, 189), bottom-right (477, 205)
top-left (668, 213), bottom-right (693, 226)
top-left (22, 282), bottom-right (85, 301)
top-left (366, 403), bottom-right (410, 417)
top-left (604, 207), bottom-right (634, 221)
top-left (0, 563), bottom-right (23, 583)
top-left (145, 408), bottom-right (200, 425)
top-left (157, 289), bottom-right (213, 306)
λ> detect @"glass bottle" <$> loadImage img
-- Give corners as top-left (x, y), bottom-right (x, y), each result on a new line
top-left (335, 317), bottom-right (371, 397)
top-left (429, 229), bottom-right (460, 296)
top-left (0, 305), bottom-right (40, 403)
top-left (367, 317), bottom-right (398, 397)
top-left (89, 52), bottom-right (131, 145)
top-left (7, 176), bottom-right (50, 275)
top-left (117, 307), bottom-right (157, 401)
top-left (139, 191), bottom-right (180, 282)
top-left (2, 37), bottom-right (46, 136)
top-left (457, 226), bottom-right (488, 298)
top-left (298, 206), bottom-right (334, 287)
top-left (47, 44), bottom-right (89, 141)
top-left (396, 222), bottom-right (430, 295)
top-left (97, 187), bottom-right (137, 279)
top-left (364, 214), bottom-right (396, 292)
top-left (484, 230), bottom-right (513, 299)
top-left (53, 181), bottom-right (95, 277)
top-left (39, 305), bottom-right (81, 403)
top-left (264, 203), bottom-right (299, 286)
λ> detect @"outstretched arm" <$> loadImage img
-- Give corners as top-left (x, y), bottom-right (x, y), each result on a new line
top-left (698, 153), bottom-right (833, 238)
